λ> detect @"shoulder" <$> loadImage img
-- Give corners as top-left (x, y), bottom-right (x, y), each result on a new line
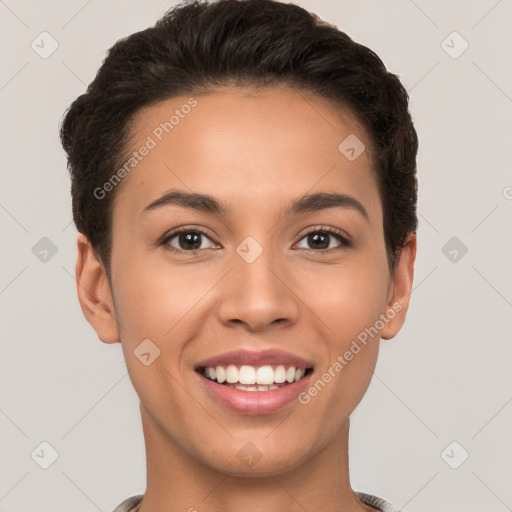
top-left (356, 491), bottom-right (404, 512)
top-left (111, 494), bottom-right (144, 512)
top-left (112, 492), bottom-right (401, 512)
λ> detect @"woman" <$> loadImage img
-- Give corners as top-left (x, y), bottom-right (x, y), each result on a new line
top-left (60, 1), bottom-right (418, 510)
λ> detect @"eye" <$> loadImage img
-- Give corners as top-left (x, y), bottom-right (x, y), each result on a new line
top-left (161, 227), bottom-right (217, 254)
top-left (160, 225), bottom-right (351, 255)
top-left (295, 226), bottom-right (351, 251)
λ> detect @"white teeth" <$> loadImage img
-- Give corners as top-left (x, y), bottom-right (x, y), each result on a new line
top-left (215, 366), bottom-right (226, 383)
top-left (256, 365), bottom-right (275, 385)
top-left (239, 365), bottom-right (256, 384)
top-left (235, 384), bottom-right (258, 391)
top-left (231, 383), bottom-right (281, 391)
top-left (202, 364), bottom-right (310, 387)
top-left (274, 365), bottom-right (286, 383)
top-left (258, 384), bottom-right (279, 391)
top-left (225, 364), bottom-right (239, 383)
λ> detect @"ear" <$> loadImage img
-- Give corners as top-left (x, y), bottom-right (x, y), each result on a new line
top-left (75, 233), bottom-right (120, 344)
top-left (380, 233), bottom-right (417, 340)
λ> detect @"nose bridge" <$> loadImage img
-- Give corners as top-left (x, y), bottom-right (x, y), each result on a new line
top-left (237, 236), bottom-right (280, 295)
top-left (235, 233), bottom-right (286, 300)
top-left (217, 234), bottom-right (299, 330)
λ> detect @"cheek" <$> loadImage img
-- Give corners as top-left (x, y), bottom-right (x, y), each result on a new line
top-left (303, 279), bottom-right (383, 436)
top-left (111, 258), bottom-right (195, 414)
top-left (299, 256), bottom-right (390, 339)
top-left (111, 251), bottom-right (201, 339)
top-left (298, 256), bottom-right (388, 404)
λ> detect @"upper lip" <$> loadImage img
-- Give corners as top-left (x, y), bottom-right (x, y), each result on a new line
top-left (194, 348), bottom-right (314, 370)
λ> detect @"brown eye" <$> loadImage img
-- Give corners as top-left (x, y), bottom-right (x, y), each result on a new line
top-left (162, 229), bottom-right (216, 253)
top-left (296, 227), bottom-right (351, 251)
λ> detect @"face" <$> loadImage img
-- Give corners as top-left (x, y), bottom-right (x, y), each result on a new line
top-left (77, 85), bottom-right (415, 477)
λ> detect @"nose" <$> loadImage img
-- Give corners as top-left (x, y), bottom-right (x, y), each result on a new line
top-left (216, 246), bottom-right (300, 332)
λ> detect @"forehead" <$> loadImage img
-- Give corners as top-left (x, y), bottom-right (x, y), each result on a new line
top-left (114, 85), bottom-right (380, 222)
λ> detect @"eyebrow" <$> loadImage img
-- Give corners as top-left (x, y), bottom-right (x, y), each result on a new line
top-left (141, 189), bottom-right (369, 222)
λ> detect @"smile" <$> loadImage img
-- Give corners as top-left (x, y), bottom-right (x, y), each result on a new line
top-left (194, 362), bottom-right (314, 415)
top-left (198, 364), bottom-right (313, 391)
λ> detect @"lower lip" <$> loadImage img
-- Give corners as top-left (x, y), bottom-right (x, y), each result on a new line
top-left (196, 371), bottom-right (313, 415)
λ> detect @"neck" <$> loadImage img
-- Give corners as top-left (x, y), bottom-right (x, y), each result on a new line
top-left (137, 402), bottom-right (372, 512)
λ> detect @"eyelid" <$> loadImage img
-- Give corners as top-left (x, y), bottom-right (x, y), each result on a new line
top-left (160, 225), bottom-right (218, 251)
top-left (161, 225), bottom-right (213, 240)
top-left (161, 224), bottom-right (352, 254)
top-left (295, 225), bottom-right (352, 249)
top-left (299, 224), bottom-right (351, 242)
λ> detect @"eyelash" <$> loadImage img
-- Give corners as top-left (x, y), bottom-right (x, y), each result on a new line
top-left (160, 225), bottom-right (352, 255)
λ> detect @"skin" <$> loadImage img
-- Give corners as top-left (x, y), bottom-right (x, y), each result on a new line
top-left (75, 85), bottom-right (416, 512)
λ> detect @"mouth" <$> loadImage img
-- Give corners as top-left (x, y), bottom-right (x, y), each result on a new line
top-left (195, 364), bottom-right (314, 391)
top-left (194, 362), bottom-right (315, 415)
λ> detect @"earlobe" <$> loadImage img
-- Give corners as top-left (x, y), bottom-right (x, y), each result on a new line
top-left (380, 233), bottom-right (417, 341)
top-left (75, 233), bottom-right (120, 344)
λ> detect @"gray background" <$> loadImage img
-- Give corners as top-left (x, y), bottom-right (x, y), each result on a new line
top-left (1, 0), bottom-right (511, 511)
